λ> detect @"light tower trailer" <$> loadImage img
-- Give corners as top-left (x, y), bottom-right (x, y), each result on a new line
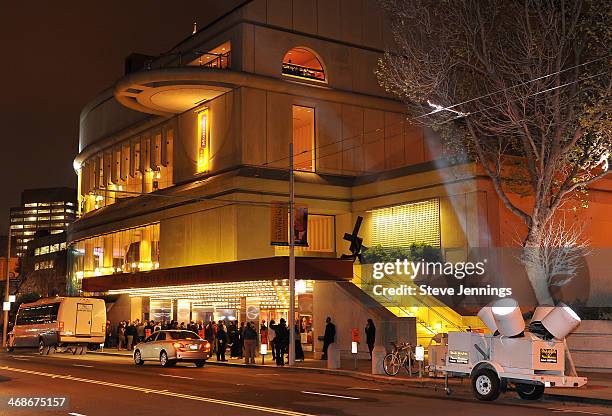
top-left (443, 331), bottom-right (587, 401)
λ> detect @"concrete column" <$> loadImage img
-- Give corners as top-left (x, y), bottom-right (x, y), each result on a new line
top-left (371, 345), bottom-right (386, 374)
top-left (327, 343), bottom-right (341, 369)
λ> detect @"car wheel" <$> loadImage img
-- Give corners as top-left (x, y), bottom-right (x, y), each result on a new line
top-left (195, 360), bottom-right (205, 368)
top-left (516, 383), bottom-right (545, 400)
top-left (79, 345), bottom-right (86, 355)
top-left (134, 350), bottom-right (144, 366)
top-left (72, 346), bottom-right (78, 355)
top-left (472, 368), bottom-right (501, 401)
top-left (160, 351), bottom-right (171, 367)
top-left (39, 340), bottom-right (49, 355)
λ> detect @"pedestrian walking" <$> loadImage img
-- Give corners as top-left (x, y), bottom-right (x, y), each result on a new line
top-left (365, 318), bottom-right (376, 360)
top-left (274, 318), bottom-right (289, 366)
top-left (105, 320), bottom-right (113, 348)
top-left (321, 316), bottom-right (335, 360)
top-left (243, 322), bottom-right (258, 364)
top-left (216, 321), bottom-right (228, 361)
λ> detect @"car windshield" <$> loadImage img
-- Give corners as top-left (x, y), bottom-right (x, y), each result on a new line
top-left (168, 331), bottom-right (201, 340)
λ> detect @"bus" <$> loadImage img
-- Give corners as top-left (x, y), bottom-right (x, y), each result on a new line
top-left (8, 297), bottom-right (106, 355)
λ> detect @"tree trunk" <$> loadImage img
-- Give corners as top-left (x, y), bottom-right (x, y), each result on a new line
top-left (523, 230), bottom-right (555, 306)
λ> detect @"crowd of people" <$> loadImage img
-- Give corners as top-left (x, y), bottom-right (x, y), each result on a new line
top-left (102, 315), bottom-right (376, 364)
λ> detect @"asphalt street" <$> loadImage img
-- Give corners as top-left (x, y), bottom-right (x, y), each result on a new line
top-left (0, 350), bottom-right (609, 416)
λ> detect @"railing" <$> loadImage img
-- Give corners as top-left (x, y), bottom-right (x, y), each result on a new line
top-left (281, 62), bottom-right (325, 81)
top-left (194, 51), bottom-right (231, 69)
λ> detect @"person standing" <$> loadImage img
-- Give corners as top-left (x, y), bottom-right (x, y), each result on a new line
top-left (238, 321), bottom-right (246, 359)
top-left (268, 320), bottom-right (277, 361)
top-left (204, 321), bottom-right (215, 358)
top-left (126, 321), bottom-right (136, 350)
top-left (136, 319), bottom-right (145, 343)
top-left (105, 320), bottom-right (113, 348)
top-left (117, 321), bottom-right (126, 351)
top-left (243, 322), bottom-right (258, 364)
top-left (216, 321), bottom-right (228, 361)
top-left (365, 319), bottom-right (376, 360)
top-left (294, 322), bottom-right (304, 361)
top-left (274, 318), bottom-right (289, 366)
top-left (321, 316), bottom-right (335, 360)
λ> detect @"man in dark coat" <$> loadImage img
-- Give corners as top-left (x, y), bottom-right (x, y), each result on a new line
top-left (216, 321), bottom-right (228, 361)
top-left (274, 318), bottom-right (289, 366)
top-left (365, 319), bottom-right (376, 359)
top-left (321, 316), bottom-right (335, 360)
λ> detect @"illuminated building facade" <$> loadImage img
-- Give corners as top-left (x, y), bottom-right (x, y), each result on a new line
top-left (10, 187), bottom-right (77, 257)
top-left (69, 0), bottom-right (612, 351)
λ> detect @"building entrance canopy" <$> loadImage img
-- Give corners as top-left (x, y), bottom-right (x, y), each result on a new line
top-left (81, 256), bottom-right (353, 292)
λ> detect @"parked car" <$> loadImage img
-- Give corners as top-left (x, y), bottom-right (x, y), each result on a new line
top-left (133, 330), bottom-right (210, 367)
top-left (8, 297), bottom-right (106, 355)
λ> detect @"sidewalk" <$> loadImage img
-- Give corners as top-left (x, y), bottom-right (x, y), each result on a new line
top-left (94, 348), bottom-right (611, 405)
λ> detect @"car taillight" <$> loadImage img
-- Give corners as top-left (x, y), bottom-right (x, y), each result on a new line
top-left (203, 342), bottom-right (210, 350)
top-left (173, 342), bottom-right (184, 349)
top-left (102, 323), bottom-right (106, 332)
top-left (58, 321), bottom-right (64, 330)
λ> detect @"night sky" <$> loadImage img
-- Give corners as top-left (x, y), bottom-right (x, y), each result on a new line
top-left (0, 0), bottom-right (242, 234)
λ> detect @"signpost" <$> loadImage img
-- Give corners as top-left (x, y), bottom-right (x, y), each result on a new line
top-left (351, 328), bottom-right (360, 369)
top-left (288, 143), bottom-right (296, 366)
top-left (2, 228), bottom-right (11, 347)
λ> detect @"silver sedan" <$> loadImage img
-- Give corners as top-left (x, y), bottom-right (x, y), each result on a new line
top-left (133, 330), bottom-right (210, 367)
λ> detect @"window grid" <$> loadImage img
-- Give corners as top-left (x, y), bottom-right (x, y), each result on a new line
top-left (371, 199), bottom-right (440, 248)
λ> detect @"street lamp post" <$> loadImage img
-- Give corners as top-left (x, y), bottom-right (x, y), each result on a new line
top-left (288, 143), bottom-right (296, 366)
top-left (2, 227), bottom-right (11, 347)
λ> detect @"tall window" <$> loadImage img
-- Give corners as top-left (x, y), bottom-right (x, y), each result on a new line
top-left (371, 199), bottom-right (440, 248)
top-left (292, 105), bottom-right (315, 171)
top-left (282, 48), bottom-right (325, 82)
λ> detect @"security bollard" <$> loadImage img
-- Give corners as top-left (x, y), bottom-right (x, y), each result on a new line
top-left (371, 345), bottom-right (386, 375)
top-left (327, 343), bottom-right (341, 369)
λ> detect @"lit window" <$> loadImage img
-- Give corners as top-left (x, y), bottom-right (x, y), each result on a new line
top-left (38, 216), bottom-right (50, 221)
top-left (51, 215), bottom-right (65, 220)
top-left (282, 48), bottom-right (325, 82)
top-left (26, 216), bottom-right (37, 222)
top-left (24, 203), bottom-right (37, 207)
top-left (10, 225), bottom-right (23, 229)
top-left (40, 246), bottom-right (49, 255)
top-left (371, 199), bottom-right (441, 248)
top-left (66, 202), bottom-right (74, 206)
top-left (39, 202), bottom-right (50, 206)
top-left (292, 105), bottom-right (315, 172)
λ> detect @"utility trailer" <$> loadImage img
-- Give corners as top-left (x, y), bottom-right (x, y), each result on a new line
top-left (443, 331), bottom-right (586, 401)
top-left (438, 300), bottom-right (587, 401)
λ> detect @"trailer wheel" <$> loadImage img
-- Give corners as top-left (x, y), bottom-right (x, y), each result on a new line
top-left (39, 340), bottom-right (50, 355)
top-left (515, 383), bottom-right (545, 400)
top-left (472, 368), bottom-right (500, 401)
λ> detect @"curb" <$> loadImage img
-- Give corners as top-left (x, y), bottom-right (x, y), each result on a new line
top-left (92, 351), bottom-right (611, 406)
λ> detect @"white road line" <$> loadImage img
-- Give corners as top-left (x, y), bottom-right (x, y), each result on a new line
top-left (548, 409), bottom-right (603, 416)
top-left (158, 374), bottom-right (194, 380)
top-left (0, 365), bottom-right (312, 416)
top-left (12, 357), bottom-right (29, 361)
top-left (347, 387), bottom-right (382, 391)
top-left (68, 413), bottom-right (87, 416)
top-left (256, 373), bottom-right (280, 376)
top-left (301, 391), bottom-right (360, 400)
top-left (73, 364), bottom-right (94, 368)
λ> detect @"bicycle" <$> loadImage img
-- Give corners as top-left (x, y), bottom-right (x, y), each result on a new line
top-left (383, 342), bottom-right (417, 376)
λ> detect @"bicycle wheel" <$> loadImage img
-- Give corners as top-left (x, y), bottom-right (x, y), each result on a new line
top-left (383, 353), bottom-right (401, 376)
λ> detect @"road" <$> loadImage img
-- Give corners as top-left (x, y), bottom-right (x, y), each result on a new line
top-left (0, 350), bottom-right (609, 416)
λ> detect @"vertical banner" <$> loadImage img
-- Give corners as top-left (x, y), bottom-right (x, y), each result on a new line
top-left (294, 206), bottom-right (308, 246)
top-left (270, 201), bottom-right (289, 245)
top-left (197, 109), bottom-right (209, 173)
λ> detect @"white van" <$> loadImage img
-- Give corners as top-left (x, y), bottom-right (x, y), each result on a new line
top-left (8, 297), bottom-right (106, 355)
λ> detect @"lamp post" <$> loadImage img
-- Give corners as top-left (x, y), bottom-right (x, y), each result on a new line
top-left (2, 227), bottom-right (12, 347)
top-left (288, 143), bottom-right (296, 366)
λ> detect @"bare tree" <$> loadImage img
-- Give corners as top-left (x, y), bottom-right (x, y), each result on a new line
top-left (377, 0), bottom-right (611, 304)
top-left (521, 214), bottom-right (591, 291)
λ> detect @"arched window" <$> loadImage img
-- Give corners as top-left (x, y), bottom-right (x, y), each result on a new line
top-left (282, 47), bottom-right (325, 82)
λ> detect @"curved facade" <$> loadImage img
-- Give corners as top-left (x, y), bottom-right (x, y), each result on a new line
top-left (68, 0), bottom-right (612, 353)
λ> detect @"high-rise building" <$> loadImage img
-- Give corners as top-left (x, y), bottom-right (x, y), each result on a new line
top-left (9, 187), bottom-right (77, 257)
